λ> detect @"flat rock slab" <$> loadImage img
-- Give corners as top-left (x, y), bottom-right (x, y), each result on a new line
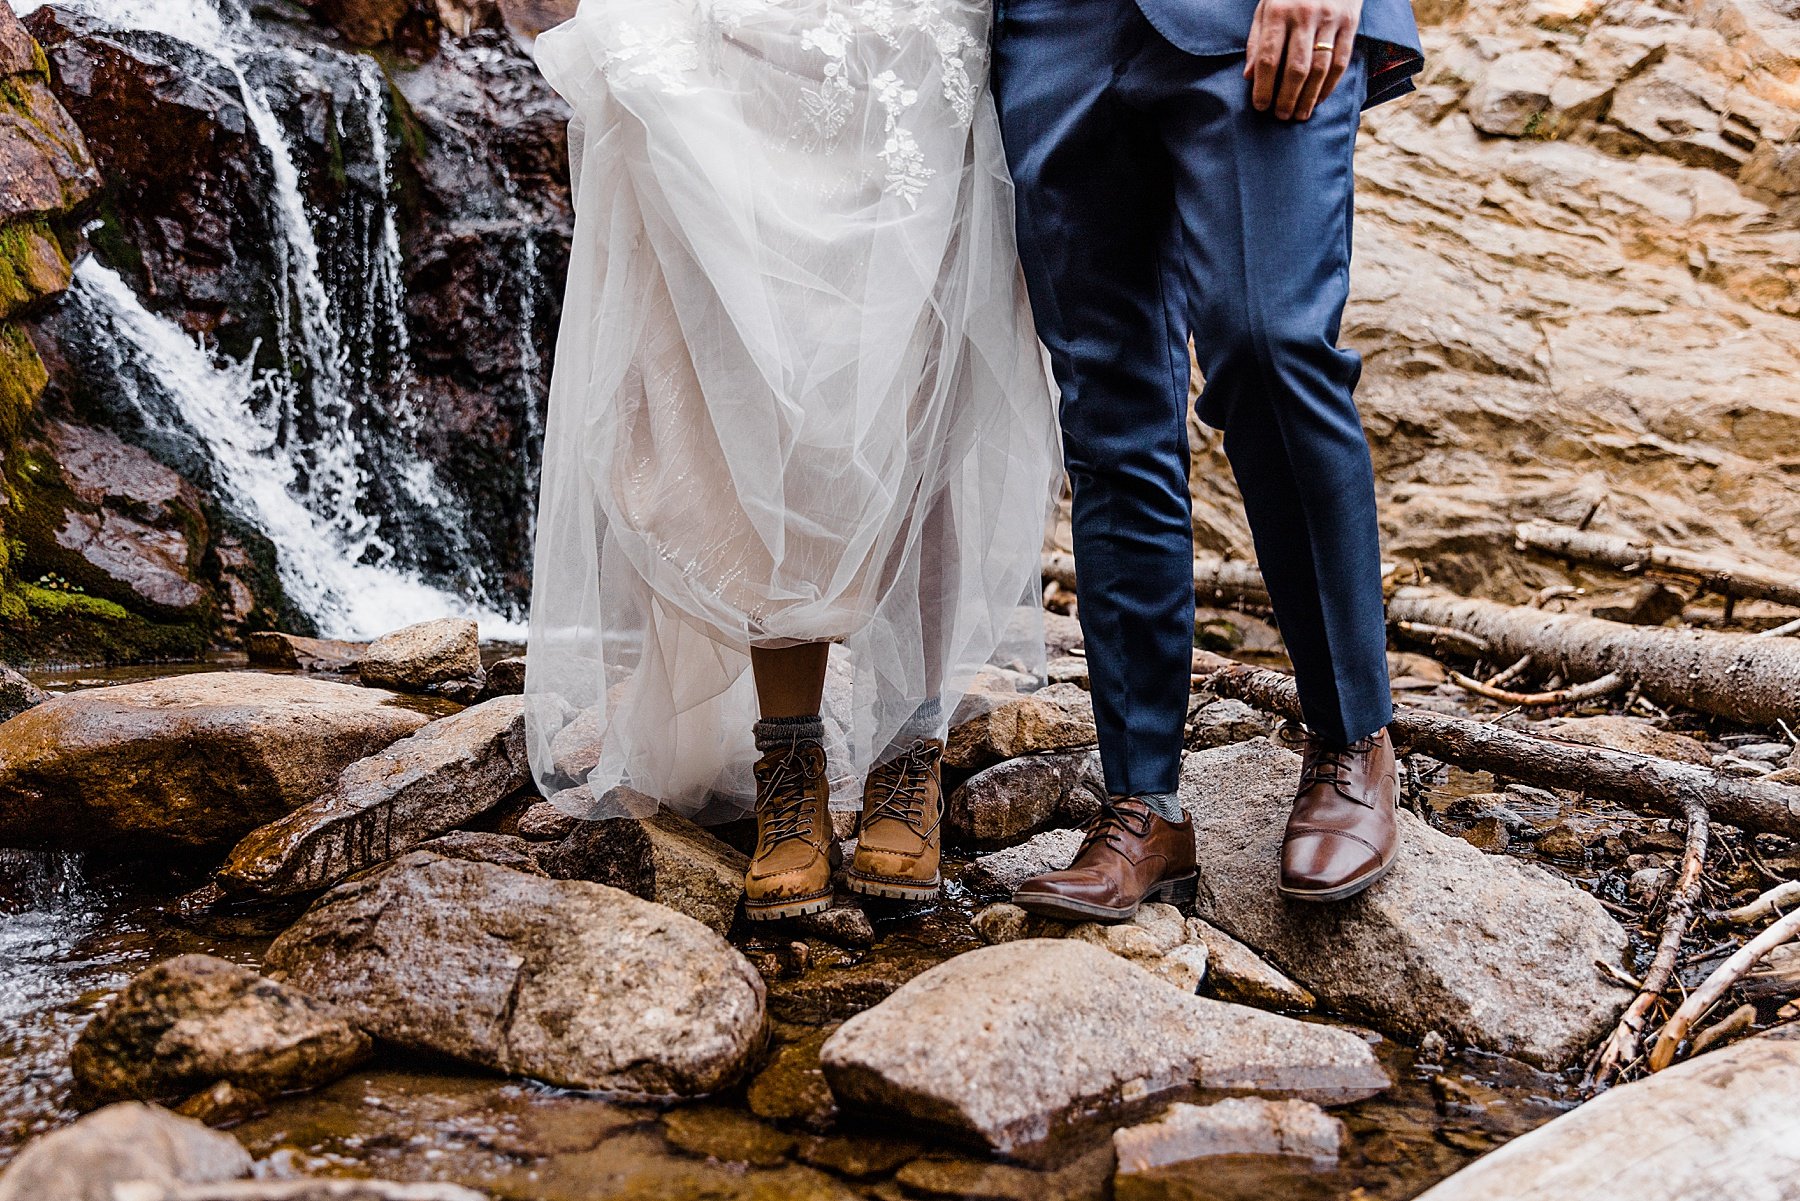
top-left (217, 695), bottom-right (528, 898)
top-left (1183, 917), bottom-right (1315, 1012)
top-left (819, 940), bottom-right (1387, 1154)
top-left (0, 673), bottom-right (428, 852)
top-left (1415, 1026), bottom-right (1800, 1201)
top-left (1113, 1098), bottom-right (1343, 1172)
top-left (0, 1102), bottom-right (252, 1201)
top-left (71, 954), bottom-right (370, 1105)
top-left (358, 618), bottom-right (481, 692)
top-left (1179, 740), bottom-right (1632, 1068)
top-left (264, 853), bottom-right (765, 1096)
top-left (964, 827), bottom-right (1082, 894)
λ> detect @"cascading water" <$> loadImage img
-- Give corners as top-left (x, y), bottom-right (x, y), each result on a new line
top-left (21, 0), bottom-right (545, 640)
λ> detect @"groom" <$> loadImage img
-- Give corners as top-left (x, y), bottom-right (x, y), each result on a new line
top-left (996, 0), bottom-right (1422, 916)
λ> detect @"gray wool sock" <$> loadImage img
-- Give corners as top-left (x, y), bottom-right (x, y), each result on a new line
top-left (754, 714), bottom-right (825, 753)
top-left (1135, 790), bottom-right (1184, 823)
top-left (877, 698), bottom-right (944, 764)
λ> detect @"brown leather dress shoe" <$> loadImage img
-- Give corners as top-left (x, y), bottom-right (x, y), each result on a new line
top-left (1011, 797), bottom-right (1198, 923)
top-left (1279, 727), bottom-right (1400, 903)
top-left (744, 738), bottom-right (837, 921)
top-left (847, 738), bottom-right (944, 902)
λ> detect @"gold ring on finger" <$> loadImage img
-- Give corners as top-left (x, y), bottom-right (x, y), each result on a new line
top-left (1314, 40), bottom-right (1336, 50)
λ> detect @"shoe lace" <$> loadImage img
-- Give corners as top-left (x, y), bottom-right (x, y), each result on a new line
top-left (1299, 733), bottom-right (1378, 802)
top-left (757, 747), bottom-right (823, 851)
top-left (862, 740), bottom-right (942, 838)
top-left (1077, 795), bottom-right (1155, 857)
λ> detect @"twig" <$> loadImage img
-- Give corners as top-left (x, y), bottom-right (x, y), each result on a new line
top-left (1586, 796), bottom-right (1709, 1089)
top-left (1451, 669), bottom-right (1628, 708)
top-left (1648, 908), bottom-right (1800, 1071)
top-left (1758, 617), bottom-right (1800, 639)
top-left (1394, 620), bottom-right (1491, 658)
top-left (1715, 881), bottom-right (1800, 926)
top-left (1485, 654), bottom-right (1535, 688)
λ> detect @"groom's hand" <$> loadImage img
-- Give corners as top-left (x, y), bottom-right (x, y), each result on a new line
top-left (1244, 0), bottom-right (1360, 121)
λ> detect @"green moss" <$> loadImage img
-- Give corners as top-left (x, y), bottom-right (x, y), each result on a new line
top-left (83, 195), bottom-right (147, 285)
top-left (0, 322), bottom-right (47, 443)
top-left (0, 220), bottom-right (70, 319)
top-left (0, 583), bottom-right (209, 664)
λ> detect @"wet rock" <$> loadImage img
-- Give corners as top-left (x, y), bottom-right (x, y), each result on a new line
top-left (117, 1185), bottom-right (491, 1200)
top-left (0, 673), bottom-right (429, 853)
top-left (1543, 715), bottom-right (1712, 765)
top-left (216, 695), bottom-right (529, 898)
top-left (265, 853), bottom-right (764, 1095)
top-left (0, 665), bottom-right (48, 721)
top-left (538, 801), bottom-right (745, 936)
top-left (794, 1132), bottom-right (924, 1179)
top-left (972, 902), bottom-right (1032, 944)
top-left (0, 1102), bottom-right (252, 1201)
top-left (819, 940), bottom-right (1388, 1153)
top-left (478, 656), bottom-right (527, 699)
top-left (1458, 816), bottom-right (1510, 853)
top-left (1625, 866), bottom-right (1672, 908)
top-left (70, 954), bottom-right (371, 1107)
top-left (357, 618), bottom-right (482, 694)
top-left (747, 1029), bottom-right (836, 1130)
top-left (946, 750), bottom-right (1103, 849)
top-left (893, 1145), bottom-right (1114, 1201)
top-left (1414, 1027), bottom-right (1800, 1201)
top-left (1113, 1098), bottom-right (1344, 1172)
top-left (1740, 943), bottom-right (1800, 1002)
top-left (767, 946), bottom-right (940, 1026)
top-left (945, 683), bottom-right (1097, 772)
top-left (1180, 740), bottom-right (1632, 1068)
top-left (792, 900), bottom-right (877, 950)
top-left (1184, 698), bottom-right (1272, 750)
top-left (662, 1106), bottom-right (795, 1167)
top-left (413, 830), bottom-right (545, 875)
top-left (171, 1080), bottom-right (267, 1128)
top-left (246, 633), bottom-right (366, 674)
top-left (1183, 918), bottom-right (1316, 1012)
top-left (964, 828), bottom-right (1082, 894)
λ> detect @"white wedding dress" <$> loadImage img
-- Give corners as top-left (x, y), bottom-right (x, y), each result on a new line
top-left (525, 0), bottom-right (1062, 820)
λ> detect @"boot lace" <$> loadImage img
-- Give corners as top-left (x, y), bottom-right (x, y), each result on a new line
top-left (757, 747), bottom-right (822, 851)
top-left (862, 740), bottom-right (942, 838)
top-left (1077, 795), bottom-right (1155, 857)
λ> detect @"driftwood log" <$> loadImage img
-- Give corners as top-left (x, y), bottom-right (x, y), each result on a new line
top-left (1516, 521), bottom-right (1800, 610)
top-left (1388, 588), bottom-right (1800, 726)
top-left (1042, 551), bottom-right (1270, 606)
top-left (1195, 657), bottom-right (1800, 841)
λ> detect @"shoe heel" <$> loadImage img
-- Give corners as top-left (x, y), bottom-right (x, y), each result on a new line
top-left (1153, 872), bottom-right (1199, 914)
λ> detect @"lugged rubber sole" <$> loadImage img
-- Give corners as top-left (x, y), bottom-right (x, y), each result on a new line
top-left (742, 891), bottom-right (834, 921)
top-left (1011, 870), bottom-right (1198, 923)
top-left (844, 871), bottom-right (940, 902)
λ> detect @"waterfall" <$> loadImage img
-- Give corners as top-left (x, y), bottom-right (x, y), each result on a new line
top-left (20, 0), bottom-right (538, 641)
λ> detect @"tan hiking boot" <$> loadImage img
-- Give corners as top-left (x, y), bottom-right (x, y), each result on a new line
top-left (744, 738), bottom-right (836, 921)
top-left (846, 738), bottom-right (944, 902)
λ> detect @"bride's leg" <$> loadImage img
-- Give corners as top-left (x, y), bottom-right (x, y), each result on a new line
top-left (742, 641), bottom-right (836, 921)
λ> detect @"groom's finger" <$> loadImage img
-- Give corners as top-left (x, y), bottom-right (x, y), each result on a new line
top-left (1273, 16), bottom-right (1319, 119)
top-left (1246, 2), bottom-right (1287, 110)
top-left (1307, 19), bottom-right (1357, 117)
top-left (1294, 15), bottom-right (1347, 119)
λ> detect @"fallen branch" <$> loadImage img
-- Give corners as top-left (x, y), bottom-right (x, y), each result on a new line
top-left (1759, 617), bottom-right (1800, 639)
top-left (1715, 881), bottom-right (1800, 926)
top-left (1041, 551), bottom-right (1269, 606)
top-left (1196, 656), bottom-right (1800, 840)
top-left (1587, 796), bottom-right (1709, 1088)
top-left (1648, 907), bottom-right (1800, 1071)
top-left (1516, 521), bottom-right (1800, 610)
top-left (1451, 669), bottom-right (1627, 708)
top-left (1388, 588), bottom-right (1800, 726)
top-left (1395, 620), bottom-right (1491, 658)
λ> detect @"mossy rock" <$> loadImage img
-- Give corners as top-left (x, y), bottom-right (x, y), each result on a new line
top-left (0, 583), bottom-right (209, 664)
top-left (0, 220), bottom-right (71, 320)
top-left (0, 320), bottom-right (47, 442)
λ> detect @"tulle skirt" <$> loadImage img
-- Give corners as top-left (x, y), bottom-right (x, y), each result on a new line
top-left (524, 0), bottom-right (1062, 819)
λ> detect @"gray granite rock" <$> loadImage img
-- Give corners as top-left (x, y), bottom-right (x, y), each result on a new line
top-left (264, 853), bottom-right (765, 1095)
top-left (964, 827), bottom-right (1083, 894)
top-left (819, 939), bottom-right (1388, 1153)
top-left (944, 684), bottom-right (1098, 772)
top-left (0, 1102), bottom-right (252, 1201)
top-left (357, 618), bottom-right (482, 693)
top-left (1113, 1098), bottom-right (1343, 1172)
top-left (945, 750), bottom-right (1102, 849)
top-left (1179, 740), bottom-right (1632, 1068)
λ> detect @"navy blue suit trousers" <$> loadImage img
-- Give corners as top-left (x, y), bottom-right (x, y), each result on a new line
top-left (994, 0), bottom-right (1412, 795)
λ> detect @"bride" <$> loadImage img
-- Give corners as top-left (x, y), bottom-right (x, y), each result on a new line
top-left (524, 0), bottom-right (1062, 919)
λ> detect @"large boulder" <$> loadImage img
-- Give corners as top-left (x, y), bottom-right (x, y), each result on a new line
top-left (819, 940), bottom-right (1387, 1153)
top-left (263, 853), bottom-right (765, 1095)
top-left (1178, 740), bottom-right (1632, 1068)
top-left (944, 750), bottom-right (1103, 849)
top-left (0, 673), bottom-right (429, 852)
top-left (70, 955), bottom-right (370, 1106)
top-left (0, 1102), bottom-right (251, 1201)
top-left (216, 695), bottom-right (529, 898)
top-left (1414, 1026), bottom-right (1800, 1201)
top-left (537, 798), bottom-right (746, 936)
top-left (944, 683), bottom-right (1098, 771)
top-left (357, 618), bottom-right (482, 693)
